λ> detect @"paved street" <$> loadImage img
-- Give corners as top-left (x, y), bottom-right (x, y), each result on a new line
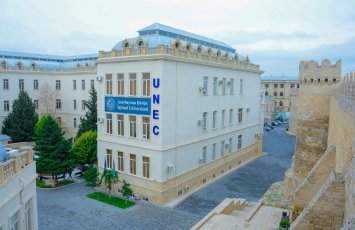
top-left (37, 124), bottom-right (295, 230)
top-left (174, 124), bottom-right (295, 216)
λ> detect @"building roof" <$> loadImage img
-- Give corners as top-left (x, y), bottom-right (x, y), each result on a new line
top-left (0, 135), bottom-right (10, 141)
top-left (0, 50), bottom-right (98, 69)
top-left (261, 76), bottom-right (298, 81)
top-left (112, 23), bottom-right (244, 60)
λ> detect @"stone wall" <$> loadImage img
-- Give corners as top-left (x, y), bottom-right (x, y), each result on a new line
top-left (292, 173), bottom-right (345, 230)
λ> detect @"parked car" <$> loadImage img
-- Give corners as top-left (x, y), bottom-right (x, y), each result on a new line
top-left (264, 124), bottom-right (274, 129)
top-left (264, 126), bottom-right (272, 131)
top-left (271, 121), bottom-right (279, 126)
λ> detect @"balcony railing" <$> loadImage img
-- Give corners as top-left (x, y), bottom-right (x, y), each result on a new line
top-left (99, 46), bottom-right (261, 73)
top-left (0, 149), bottom-right (33, 186)
top-left (0, 65), bottom-right (96, 73)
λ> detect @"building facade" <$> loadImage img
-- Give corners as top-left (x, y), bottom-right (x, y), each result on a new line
top-left (96, 23), bottom-right (264, 204)
top-left (0, 144), bottom-right (38, 230)
top-left (0, 52), bottom-right (97, 138)
top-left (261, 76), bottom-right (299, 113)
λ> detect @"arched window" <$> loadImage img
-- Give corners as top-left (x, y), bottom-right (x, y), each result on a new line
top-left (31, 62), bottom-right (36, 70)
top-left (216, 50), bottom-right (221, 57)
top-left (279, 101), bottom-right (283, 106)
top-left (274, 91), bottom-right (277, 96)
top-left (311, 79), bottom-right (314, 83)
top-left (1, 60), bottom-right (7, 69)
top-left (280, 92), bottom-right (284, 97)
top-left (265, 91), bottom-right (269, 96)
top-left (125, 42), bottom-right (130, 48)
top-left (76, 63), bottom-right (81, 68)
top-left (318, 79), bottom-right (320, 83)
top-left (196, 45), bottom-right (202, 53)
top-left (333, 79), bottom-right (337, 83)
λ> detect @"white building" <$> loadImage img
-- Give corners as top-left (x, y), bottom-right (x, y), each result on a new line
top-left (0, 144), bottom-right (38, 230)
top-left (97, 23), bottom-right (264, 204)
top-left (0, 52), bottom-right (97, 138)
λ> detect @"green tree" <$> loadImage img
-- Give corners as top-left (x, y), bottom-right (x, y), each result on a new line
top-left (1, 90), bottom-right (38, 142)
top-left (77, 85), bottom-right (97, 138)
top-left (99, 169), bottom-right (118, 199)
top-left (34, 115), bottom-right (75, 184)
top-left (121, 180), bottom-right (133, 203)
top-left (83, 164), bottom-right (99, 190)
top-left (33, 114), bottom-right (49, 141)
top-left (71, 130), bottom-right (97, 170)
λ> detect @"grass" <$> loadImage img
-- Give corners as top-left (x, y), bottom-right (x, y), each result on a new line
top-left (36, 179), bottom-right (74, 188)
top-left (86, 192), bottom-right (135, 209)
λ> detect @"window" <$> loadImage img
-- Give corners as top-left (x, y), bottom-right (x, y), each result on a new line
top-left (143, 156), bottom-right (150, 178)
top-left (239, 79), bottom-right (244, 94)
top-left (221, 110), bottom-right (226, 127)
top-left (212, 143), bottom-right (216, 160)
top-left (91, 79), bottom-right (94, 87)
top-left (229, 109), bottom-right (233, 125)
top-left (34, 100), bottom-right (38, 110)
top-left (203, 76), bottom-right (208, 94)
top-left (265, 91), bottom-right (269, 96)
top-left (238, 108), bottom-right (243, 123)
top-left (117, 151), bottom-right (124, 172)
top-left (280, 92), bottom-right (284, 96)
top-left (229, 138), bottom-right (232, 153)
top-left (56, 117), bottom-right (62, 127)
top-left (74, 118), bottom-right (77, 128)
top-left (130, 154), bottom-right (136, 175)
top-left (129, 73), bottom-right (137, 96)
top-left (230, 79), bottom-right (234, 95)
top-left (82, 100), bottom-right (86, 110)
top-left (213, 77), bottom-right (218, 95)
top-left (117, 73), bottom-right (124, 96)
top-left (73, 100), bottom-right (77, 110)
top-left (81, 79), bottom-right (85, 90)
top-left (106, 74), bottom-right (112, 95)
top-left (212, 111), bottom-right (217, 129)
top-left (3, 79), bottom-right (9, 90)
top-left (265, 84), bottom-right (269, 88)
top-left (106, 149), bottom-right (113, 169)
top-left (202, 146), bottom-right (207, 164)
top-left (274, 84), bottom-right (278, 88)
top-left (19, 79), bottom-right (24, 90)
top-left (291, 84), bottom-right (295, 88)
top-left (1, 60), bottom-right (7, 69)
top-left (221, 140), bottom-right (225, 156)
top-left (297, 84), bottom-right (300, 88)
top-left (10, 210), bottom-right (19, 230)
top-left (142, 117), bottom-right (150, 139)
top-left (4, 100), bottom-right (9, 111)
top-left (56, 80), bottom-right (61, 90)
top-left (274, 91), bottom-right (277, 96)
top-left (129, 115), bottom-right (136, 138)
top-left (117, 114), bottom-right (124, 136)
top-left (73, 80), bottom-right (77, 90)
top-left (16, 62), bottom-right (23, 70)
top-left (222, 78), bottom-right (226, 95)
top-left (280, 84), bottom-right (284, 88)
top-left (33, 80), bottom-right (38, 90)
top-left (202, 112), bottom-right (207, 130)
top-left (238, 135), bottom-right (242, 149)
top-left (279, 101), bottom-right (283, 106)
top-left (25, 199), bottom-right (32, 230)
top-left (106, 114), bottom-right (112, 134)
top-left (56, 99), bottom-right (61, 109)
top-left (142, 73), bottom-right (150, 96)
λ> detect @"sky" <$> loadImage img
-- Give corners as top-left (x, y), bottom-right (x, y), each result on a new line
top-left (0, 0), bottom-right (354, 76)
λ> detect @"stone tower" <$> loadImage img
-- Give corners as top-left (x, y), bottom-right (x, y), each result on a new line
top-left (283, 59), bottom-right (341, 196)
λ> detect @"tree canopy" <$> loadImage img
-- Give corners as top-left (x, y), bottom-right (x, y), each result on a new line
top-left (77, 85), bottom-right (97, 138)
top-left (34, 115), bottom-right (75, 180)
top-left (71, 130), bottom-right (97, 167)
top-left (1, 90), bottom-right (38, 142)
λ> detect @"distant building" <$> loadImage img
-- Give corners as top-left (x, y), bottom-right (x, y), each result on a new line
top-left (261, 76), bottom-right (299, 113)
top-left (0, 144), bottom-right (38, 230)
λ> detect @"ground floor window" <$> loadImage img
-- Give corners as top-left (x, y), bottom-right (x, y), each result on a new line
top-left (106, 149), bottom-right (112, 169)
top-left (130, 154), bottom-right (136, 175)
top-left (143, 156), bottom-right (150, 178)
top-left (117, 151), bottom-right (124, 172)
top-left (238, 135), bottom-right (242, 149)
top-left (10, 210), bottom-right (19, 230)
top-left (25, 199), bottom-right (32, 230)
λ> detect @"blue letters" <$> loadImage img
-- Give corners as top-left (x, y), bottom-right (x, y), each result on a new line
top-left (153, 110), bottom-right (159, 119)
top-left (153, 94), bottom-right (160, 104)
top-left (153, 126), bottom-right (160, 135)
top-left (153, 78), bottom-right (160, 88)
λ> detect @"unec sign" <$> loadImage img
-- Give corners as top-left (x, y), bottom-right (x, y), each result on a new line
top-left (152, 78), bottom-right (160, 136)
top-left (105, 96), bottom-right (151, 115)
